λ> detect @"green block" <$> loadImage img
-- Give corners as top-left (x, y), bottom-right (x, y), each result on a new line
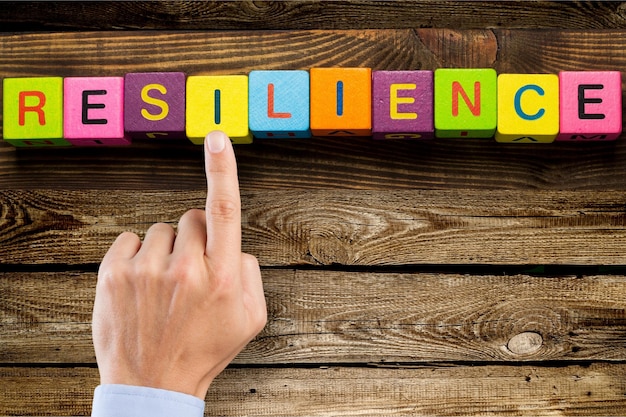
top-left (434, 68), bottom-right (497, 138)
top-left (3, 77), bottom-right (70, 147)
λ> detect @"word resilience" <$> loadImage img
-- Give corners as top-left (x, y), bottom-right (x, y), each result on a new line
top-left (2, 68), bottom-right (622, 147)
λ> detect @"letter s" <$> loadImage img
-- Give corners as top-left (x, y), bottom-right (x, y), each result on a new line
top-left (141, 83), bottom-right (169, 121)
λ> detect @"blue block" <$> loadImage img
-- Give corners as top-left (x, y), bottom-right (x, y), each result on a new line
top-left (249, 70), bottom-right (311, 138)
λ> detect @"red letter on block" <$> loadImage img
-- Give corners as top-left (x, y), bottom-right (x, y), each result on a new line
top-left (267, 83), bottom-right (291, 119)
top-left (452, 81), bottom-right (481, 117)
top-left (19, 91), bottom-right (46, 126)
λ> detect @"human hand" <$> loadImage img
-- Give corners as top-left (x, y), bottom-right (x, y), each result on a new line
top-left (92, 130), bottom-right (267, 400)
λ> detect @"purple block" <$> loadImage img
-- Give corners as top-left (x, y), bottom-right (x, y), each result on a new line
top-left (124, 72), bottom-right (186, 139)
top-left (372, 70), bottom-right (434, 140)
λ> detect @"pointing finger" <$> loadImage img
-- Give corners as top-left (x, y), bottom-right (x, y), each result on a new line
top-left (204, 130), bottom-right (242, 266)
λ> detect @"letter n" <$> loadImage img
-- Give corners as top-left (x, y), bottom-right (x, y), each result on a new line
top-left (452, 81), bottom-right (481, 117)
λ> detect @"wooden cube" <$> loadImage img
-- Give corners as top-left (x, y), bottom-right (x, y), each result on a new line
top-left (557, 71), bottom-right (622, 141)
top-left (372, 70), bottom-right (434, 140)
top-left (3, 77), bottom-right (70, 147)
top-left (434, 68), bottom-right (497, 138)
top-left (249, 70), bottom-right (310, 139)
top-left (186, 75), bottom-right (252, 145)
top-left (124, 72), bottom-right (186, 139)
top-left (310, 68), bottom-right (372, 137)
top-left (63, 77), bottom-right (130, 146)
top-left (495, 74), bottom-right (559, 143)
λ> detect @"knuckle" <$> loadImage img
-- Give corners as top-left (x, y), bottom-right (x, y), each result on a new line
top-left (148, 222), bottom-right (174, 234)
top-left (179, 208), bottom-right (204, 223)
top-left (177, 209), bottom-right (206, 233)
top-left (209, 262), bottom-right (236, 292)
top-left (97, 261), bottom-right (132, 288)
top-left (254, 307), bottom-right (268, 333)
top-left (168, 257), bottom-right (201, 283)
top-left (206, 158), bottom-right (236, 175)
top-left (117, 231), bottom-right (141, 243)
top-left (241, 253), bottom-right (260, 269)
top-left (132, 256), bottom-right (162, 280)
top-left (208, 197), bottom-right (240, 223)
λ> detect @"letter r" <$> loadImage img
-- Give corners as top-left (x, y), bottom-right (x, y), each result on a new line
top-left (18, 91), bottom-right (46, 126)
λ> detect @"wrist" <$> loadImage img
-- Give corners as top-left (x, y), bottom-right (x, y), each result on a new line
top-left (99, 369), bottom-right (213, 400)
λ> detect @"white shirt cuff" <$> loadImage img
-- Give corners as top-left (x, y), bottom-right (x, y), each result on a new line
top-left (92, 384), bottom-right (205, 417)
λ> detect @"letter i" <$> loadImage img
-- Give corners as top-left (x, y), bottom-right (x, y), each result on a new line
top-left (336, 81), bottom-right (344, 116)
top-left (214, 89), bottom-right (221, 125)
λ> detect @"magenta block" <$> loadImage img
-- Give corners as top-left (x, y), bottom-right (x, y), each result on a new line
top-left (557, 71), bottom-right (622, 141)
top-left (124, 72), bottom-right (186, 139)
top-left (372, 70), bottom-right (434, 140)
top-left (64, 77), bottom-right (130, 146)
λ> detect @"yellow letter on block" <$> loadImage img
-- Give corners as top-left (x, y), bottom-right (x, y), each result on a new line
top-left (495, 74), bottom-right (559, 143)
top-left (186, 75), bottom-right (252, 144)
top-left (141, 84), bottom-right (169, 121)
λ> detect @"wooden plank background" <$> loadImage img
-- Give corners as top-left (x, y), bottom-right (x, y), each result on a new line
top-left (1, 2), bottom-right (626, 416)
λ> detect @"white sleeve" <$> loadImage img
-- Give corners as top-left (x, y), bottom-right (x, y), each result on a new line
top-left (92, 384), bottom-right (205, 417)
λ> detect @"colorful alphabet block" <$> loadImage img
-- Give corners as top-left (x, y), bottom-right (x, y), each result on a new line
top-left (434, 68), bottom-right (497, 138)
top-left (495, 74), bottom-right (560, 143)
top-left (63, 77), bottom-right (130, 146)
top-left (372, 70), bottom-right (434, 140)
top-left (310, 68), bottom-right (372, 136)
top-left (2, 68), bottom-right (625, 147)
top-left (124, 72), bottom-right (186, 139)
top-left (186, 75), bottom-right (252, 144)
top-left (3, 77), bottom-right (70, 147)
top-left (248, 70), bottom-right (310, 139)
top-left (557, 71), bottom-right (622, 141)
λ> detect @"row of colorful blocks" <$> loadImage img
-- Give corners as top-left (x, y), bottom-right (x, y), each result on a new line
top-left (2, 69), bottom-right (622, 147)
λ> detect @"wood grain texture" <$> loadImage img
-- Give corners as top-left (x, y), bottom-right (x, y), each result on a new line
top-left (2, 270), bottom-right (625, 364)
top-left (0, 29), bottom-right (430, 76)
top-left (2, 189), bottom-right (626, 266)
top-left (2, 364), bottom-right (626, 416)
top-left (4, 29), bottom-right (626, 78)
top-left (2, 1), bottom-right (626, 31)
top-left (3, 137), bottom-right (626, 192)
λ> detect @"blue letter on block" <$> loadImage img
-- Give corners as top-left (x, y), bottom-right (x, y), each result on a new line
top-left (514, 84), bottom-right (545, 121)
top-left (249, 70), bottom-right (311, 138)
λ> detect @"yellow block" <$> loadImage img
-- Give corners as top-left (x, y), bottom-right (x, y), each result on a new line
top-left (186, 75), bottom-right (252, 144)
top-left (495, 74), bottom-right (559, 143)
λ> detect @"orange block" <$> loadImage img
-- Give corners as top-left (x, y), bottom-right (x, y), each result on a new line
top-left (310, 68), bottom-right (372, 136)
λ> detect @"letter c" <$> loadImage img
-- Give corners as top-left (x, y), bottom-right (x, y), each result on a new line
top-left (514, 84), bottom-right (545, 121)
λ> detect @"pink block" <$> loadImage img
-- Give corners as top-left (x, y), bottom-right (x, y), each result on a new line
top-left (372, 70), bottom-right (433, 140)
top-left (64, 77), bottom-right (131, 146)
top-left (557, 71), bottom-right (622, 141)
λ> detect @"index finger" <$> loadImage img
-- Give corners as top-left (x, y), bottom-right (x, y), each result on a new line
top-left (204, 130), bottom-right (242, 264)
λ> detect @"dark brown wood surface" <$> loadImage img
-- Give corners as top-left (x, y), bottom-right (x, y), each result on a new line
top-left (1, 2), bottom-right (626, 416)
top-left (2, 1), bottom-right (626, 30)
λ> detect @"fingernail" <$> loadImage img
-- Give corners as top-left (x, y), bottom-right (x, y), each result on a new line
top-left (206, 131), bottom-right (226, 154)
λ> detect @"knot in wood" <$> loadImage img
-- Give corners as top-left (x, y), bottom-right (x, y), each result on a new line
top-left (307, 236), bottom-right (352, 265)
top-left (507, 331), bottom-right (543, 356)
